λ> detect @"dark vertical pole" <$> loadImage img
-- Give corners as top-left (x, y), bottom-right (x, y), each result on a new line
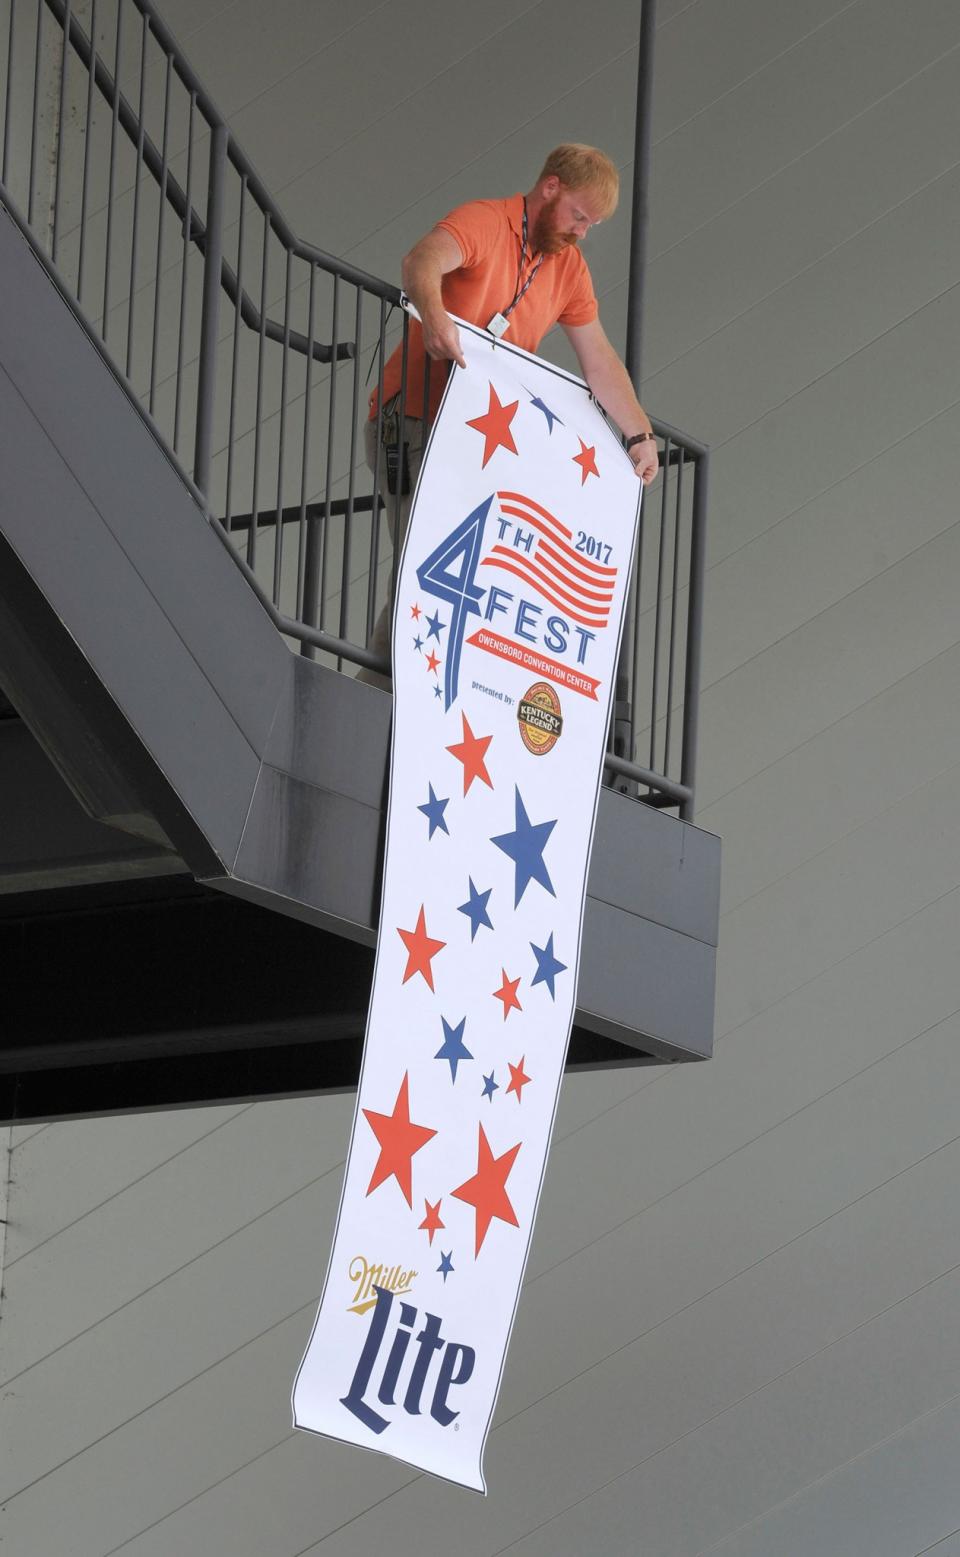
top-left (624, 0), bottom-right (656, 392)
top-left (193, 122), bottom-right (227, 500)
top-left (614, 0), bottom-right (657, 788)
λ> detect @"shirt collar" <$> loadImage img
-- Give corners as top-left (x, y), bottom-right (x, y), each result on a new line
top-left (506, 193), bottom-right (526, 239)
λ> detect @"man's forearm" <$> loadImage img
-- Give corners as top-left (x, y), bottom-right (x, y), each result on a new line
top-left (401, 251), bottom-right (447, 328)
top-left (582, 346), bottom-right (653, 441)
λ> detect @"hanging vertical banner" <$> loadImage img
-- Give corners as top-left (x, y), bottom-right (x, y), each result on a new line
top-left (293, 315), bottom-right (642, 1493)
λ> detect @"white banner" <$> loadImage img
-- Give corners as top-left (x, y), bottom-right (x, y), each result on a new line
top-left (293, 317), bottom-right (641, 1492)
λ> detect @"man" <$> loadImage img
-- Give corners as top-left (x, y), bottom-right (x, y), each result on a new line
top-left (361, 144), bottom-right (659, 687)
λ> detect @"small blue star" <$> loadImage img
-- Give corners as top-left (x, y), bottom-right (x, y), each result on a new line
top-left (458, 877), bottom-right (493, 941)
top-left (491, 786), bottom-right (557, 906)
top-left (413, 634), bottom-right (423, 652)
top-left (418, 783), bottom-right (449, 839)
top-left (531, 932), bottom-right (568, 999)
top-left (437, 1250), bottom-right (454, 1281)
top-left (433, 684), bottom-right (443, 699)
top-left (425, 610), bottom-right (446, 642)
top-left (482, 1070), bottom-right (499, 1102)
top-left (529, 393), bottom-right (563, 434)
top-left (434, 1015), bottom-right (472, 1082)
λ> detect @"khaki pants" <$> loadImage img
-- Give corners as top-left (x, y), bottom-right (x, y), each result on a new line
top-left (357, 404), bottom-right (426, 690)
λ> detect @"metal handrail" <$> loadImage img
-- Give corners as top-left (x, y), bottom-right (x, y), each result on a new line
top-left (0, 0), bottom-right (708, 819)
top-left (40, 0), bottom-right (376, 360)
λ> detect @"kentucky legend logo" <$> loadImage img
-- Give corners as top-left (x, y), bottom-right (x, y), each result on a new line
top-left (517, 681), bottom-right (563, 755)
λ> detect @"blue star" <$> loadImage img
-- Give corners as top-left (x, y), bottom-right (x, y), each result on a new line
top-left (425, 610), bottom-right (446, 642)
top-left (530, 933), bottom-right (568, 999)
top-left (437, 1250), bottom-right (454, 1281)
top-left (491, 786), bottom-right (557, 906)
top-left (434, 1015), bottom-right (472, 1082)
top-left (413, 634), bottom-right (424, 652)
top-left (529, 393), bottom-right (563, 434)
top-left (458, 877), bottom-right (493, 941)
top-left (418, 783), bottom-right (449, 839)
top-left (482, 1070), bottom-right (499, 1102)
top-left (433, 684), bottom-right (443, 699)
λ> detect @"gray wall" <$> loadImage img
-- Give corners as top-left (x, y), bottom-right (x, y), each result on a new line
top-left (3, 1), bottom-right (960, 1553)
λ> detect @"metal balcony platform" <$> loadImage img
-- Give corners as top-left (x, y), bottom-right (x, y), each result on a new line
top-left (0, 197), bottom-right (719, 1124)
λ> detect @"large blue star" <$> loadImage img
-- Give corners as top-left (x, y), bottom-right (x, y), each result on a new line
top-left (435, 1015), bottom-right (472, 1082)
top-left (437, 1250), bottom-right (454, 1281)
top-left (418, 783), bottom-right (449, 839)
top-left (481, 1070), bottom-right (499, 1102)
top-left (425, 610), bottom-right (446, 642)
top-left (530, 933), bottom-right (568, 999)
top-left (491, 787), bottom-right (556, 906)
top-left (458, 877), bottom-right (493, 941)
top-left (529, 393), bottom-right (563, 434)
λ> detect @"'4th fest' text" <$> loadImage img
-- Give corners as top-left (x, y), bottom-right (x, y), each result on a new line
top-left (417, 496), bottom-right (601, 711)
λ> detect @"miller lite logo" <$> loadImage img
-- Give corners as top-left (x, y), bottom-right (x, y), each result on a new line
top-left (340, 1285), bottom-right (476, 1435)
top-left (347, 1255), bottom-right (417, 1316)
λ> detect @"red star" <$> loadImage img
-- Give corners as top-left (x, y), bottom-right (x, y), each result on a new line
top-left (397, 906), bottom-right (446, 991)
top-left (425, 648), bottom-right (441, 675)
top-left (452, 1123), bottom-right (521, 1255)
top-left (573, 438), bottom-right (599, 484)
top-left (446, 713), bottom-right (493, 795)
top-left (467, 383), bottom-right (519, 468)
top-left (506, 1057), bottom-right (531, 1102)
top-left (363, 1073), bottom-right (437, 1207)
top-left (419, 1198), bottom-right (445, 1245)
top-left (410, 603), bottom-right (422, 620)
top-left (493, 969), bottom-right (522, 1020)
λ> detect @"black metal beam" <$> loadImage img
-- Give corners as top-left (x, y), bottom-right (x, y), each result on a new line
top-left (1, 878), bottom-right (668, 1122)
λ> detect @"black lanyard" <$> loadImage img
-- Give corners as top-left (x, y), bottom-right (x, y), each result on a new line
top-left (504, 199), bottom-right (544, 322)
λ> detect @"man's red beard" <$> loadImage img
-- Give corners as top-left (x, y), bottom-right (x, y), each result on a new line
top-left (530, 194), bottom-right (579, 256)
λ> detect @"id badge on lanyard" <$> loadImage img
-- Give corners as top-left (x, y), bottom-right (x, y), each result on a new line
top-left (486, 200), bottom-right (542, 341)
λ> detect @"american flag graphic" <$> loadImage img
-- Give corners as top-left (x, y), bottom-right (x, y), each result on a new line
top-left (484, 490), bottom-right (617, 628)
top-left (293, 316), bottom-right (641, 1494)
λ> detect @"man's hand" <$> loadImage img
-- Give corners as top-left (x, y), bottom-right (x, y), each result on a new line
top-left (401, 229), bottom-right (467, 368)
top-left (563, 319), bottom-right (659, 485)
top-left (421, 305), bottom-right (467, 369)
top-left (627, 438), bottom-right (659, 486)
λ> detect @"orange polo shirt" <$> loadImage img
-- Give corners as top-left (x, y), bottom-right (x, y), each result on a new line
top-left (370, 193), bottom-right (598, 423)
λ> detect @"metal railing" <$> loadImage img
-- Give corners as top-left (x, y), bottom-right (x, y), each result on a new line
top-left (0, 0), bottom-right (708, 818)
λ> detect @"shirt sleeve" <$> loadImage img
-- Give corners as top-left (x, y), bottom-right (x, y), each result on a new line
top-left (557, 252), bottom-right (599, 327)
top-left (434, 200), bottom-right (506, 270)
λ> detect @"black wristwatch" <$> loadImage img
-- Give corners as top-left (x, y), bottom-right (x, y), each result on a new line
top-left (625, 431), bottom-right (656, 451)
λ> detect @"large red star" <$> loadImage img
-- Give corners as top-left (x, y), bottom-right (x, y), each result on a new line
top-left (493, 969), bottom-right (522, 1020)
top-left (397, 906), bottom-right (446, 990)
top-left (447, 713), bottom-right (493, 795)
top-left (467, 384), bottom-right (519, 468)
top-left (363, 1073), bottom-right (437, 1207)
top-left (506, 1056), bottom-right (532, 1102)
top-left (573, 438), bottom-right (599, 484)
top-left (452, 1123), bottom-right (521, 1255)
top-left (425, 648), bottom-right (441, 675)
top-left (419, 1198), bottom-right (445, 1245)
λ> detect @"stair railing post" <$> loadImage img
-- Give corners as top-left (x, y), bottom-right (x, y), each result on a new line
top-left (679, 449), bottom-right (708, 823)
top-left (193, 122), bottom-right (228, 502)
